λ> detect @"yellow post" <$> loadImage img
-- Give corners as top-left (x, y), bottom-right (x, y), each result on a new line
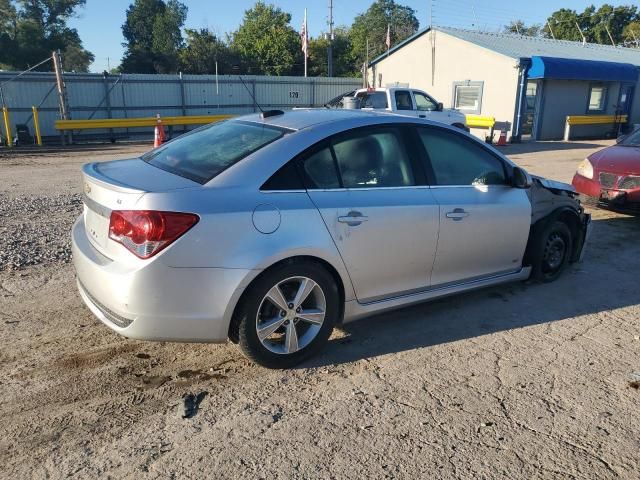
top-left (2, 106), bottom-right (12, 147)
top-left (32, 106), bottom-right (43, 146)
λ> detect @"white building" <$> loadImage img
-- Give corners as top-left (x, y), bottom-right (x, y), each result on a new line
top-left (369, 27), bottom-right (640, 141)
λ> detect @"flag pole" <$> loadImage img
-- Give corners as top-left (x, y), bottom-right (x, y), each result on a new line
top-left (304, 8), bottom-right (308, 78)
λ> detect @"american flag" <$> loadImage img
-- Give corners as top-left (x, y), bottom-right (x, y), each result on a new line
top-left (385, 24), bottom-right (391, 51)
top-left (301, 11), bottom-right (308, 55)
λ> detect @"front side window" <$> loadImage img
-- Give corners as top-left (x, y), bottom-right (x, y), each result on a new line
top-left (394, 91), bottom-right (413, 110)
top-left (414, 92), bottom-right (438, 111)
top-left (452, 81), bottom-right (483, 114)
top-left (143, 121), bottom-right (287, 183)
top-left (588, 85), bottom-right (607, 112)
top-left (417, 127), bottom-right (506, 186)
top-left (355, 91), bottom-right (388, 109)
top-left (332, 129), bottom-right (415, 188)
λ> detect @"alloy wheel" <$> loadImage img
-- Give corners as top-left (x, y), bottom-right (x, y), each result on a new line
top-left (255, 276), bottom-right (327, 355)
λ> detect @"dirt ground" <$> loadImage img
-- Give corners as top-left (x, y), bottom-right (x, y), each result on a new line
top-left (0, 140), bottom-right (639, 479)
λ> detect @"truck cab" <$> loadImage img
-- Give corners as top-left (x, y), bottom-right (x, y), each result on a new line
top-left (353, 87), bottom-right (468, 130)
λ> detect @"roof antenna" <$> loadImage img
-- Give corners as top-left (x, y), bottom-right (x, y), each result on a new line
top-left (236, 72), bottom-right (264, 114)
top-left (235, 72), bottom-right (283, 119)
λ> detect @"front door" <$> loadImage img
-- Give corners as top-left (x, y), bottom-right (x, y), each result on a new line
top-left (412, 90), bottom-right (447, 123)
top-left (415, 126), bottom-right (531, 286)
top-left (301, 126), bottom-right (440, 302)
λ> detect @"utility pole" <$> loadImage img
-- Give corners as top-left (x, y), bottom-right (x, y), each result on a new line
top-left (327, 0), bottom-right (334, 77)
top-left (604, 24), bottom-right (616, 47)
top-left (575, 21), bottom-right (586, 46)
top-left (429, 0), bottom-right (433, 29)
top-left (546, 22), bottom-right (556, 40)
top-left (53, 50), bottom-right (70, 121)
top-left (52, 50), bottom-right (72, 144)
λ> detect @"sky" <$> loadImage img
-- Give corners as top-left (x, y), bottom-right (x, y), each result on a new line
top-left (68, 0), bottom-right (636, 72)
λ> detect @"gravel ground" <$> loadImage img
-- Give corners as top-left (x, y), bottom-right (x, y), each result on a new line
top-left (0, 140), bottom-right (639, 479)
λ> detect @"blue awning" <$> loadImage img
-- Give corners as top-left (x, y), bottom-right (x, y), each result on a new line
top-left (528, 56), bottom-right (639, 83)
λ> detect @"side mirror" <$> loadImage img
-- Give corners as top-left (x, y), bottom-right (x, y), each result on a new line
top-left (436, 102), bottom-right (444, 112)
top-left (512, 166), bottom-right (532, 189)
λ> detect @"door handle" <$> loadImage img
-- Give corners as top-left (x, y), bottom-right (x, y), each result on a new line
top-left (337, 211), bottom-right (369, 226)
top-left (419, 114), bottom-right (426, 118)
top-left (446, 208), bottom-right (469, 221)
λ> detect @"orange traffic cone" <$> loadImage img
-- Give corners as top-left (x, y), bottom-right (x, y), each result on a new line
top-left (154, 114), bottom-right (166, 148)
top-left (496, 129), bottom-right (507, 146)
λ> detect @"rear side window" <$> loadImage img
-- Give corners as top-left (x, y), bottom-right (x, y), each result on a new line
top-left (261, 161), bottom-right (304, 190)
top-left (395, 91), bottom-right (413, 110)
top-left (417, 127), bottom-right (506, 186)
top-left (333, 129), bottom-right (415, 188)
top-left (143, 121), bottom-right (287, 184)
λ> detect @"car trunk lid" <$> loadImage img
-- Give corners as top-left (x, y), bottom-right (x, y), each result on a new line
top-left (81, 159), bottom-right (199, 258)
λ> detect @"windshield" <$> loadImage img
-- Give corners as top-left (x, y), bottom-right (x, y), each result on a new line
top-left (620, 128), bottom-right (640, 147)
top-left (142, 121), bottom-right (287, 183)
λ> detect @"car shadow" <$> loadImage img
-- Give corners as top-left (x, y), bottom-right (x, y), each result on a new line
top-left (301, 214), bottom-right (640, 369)
top-left (499, 140), bottom-right (611, 155)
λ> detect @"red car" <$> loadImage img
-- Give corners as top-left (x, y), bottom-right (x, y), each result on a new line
top-left (572, 128), bottom-right (640, 210)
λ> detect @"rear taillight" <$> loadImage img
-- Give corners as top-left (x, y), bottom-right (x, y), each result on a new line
top-left (108, 210), bottom-right (199, 259)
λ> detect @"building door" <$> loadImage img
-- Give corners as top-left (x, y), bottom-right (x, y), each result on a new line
top-left (521, 80), bottom-right (539, 139)
top-left (617, 84), bottom-right (635, 135)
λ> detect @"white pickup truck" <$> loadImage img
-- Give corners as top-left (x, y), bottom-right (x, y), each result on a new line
top-left (328, 87), bottom-right (468, 131)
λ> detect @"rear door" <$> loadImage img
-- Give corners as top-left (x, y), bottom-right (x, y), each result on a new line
top-left (302, 125), bottom-right (440, 303)
top-left (414, 125), bottom-right (531, 286)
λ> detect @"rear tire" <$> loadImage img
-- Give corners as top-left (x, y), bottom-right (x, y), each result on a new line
top-left (236, 261), bottom-right (339, 369)
top-left (530, 220), bottom-right (573, 283)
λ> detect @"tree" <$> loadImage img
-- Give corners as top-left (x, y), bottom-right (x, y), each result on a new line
top-left (349, 0), bottom-right (419, 68)
top-left (179, 28), bottom-right (237, 74)
top-left (622, 20), bottom-right (640, 47)
top-left (0, 0), bottom-right (18, 69)
top-left (230, 1), bottom-right (301, 76)
top-left (546, 4), bottom-right (639, 45)
top-left (504, 20), bottom-right (541, 37)
top-left (308, 27), bottom-right (357, 77)
top-left (120, 0), bottom-right (187, 73)
top-left (0, 0), bottom-right (93, 72)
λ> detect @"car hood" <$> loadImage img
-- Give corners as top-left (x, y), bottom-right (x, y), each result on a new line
top-left (588, 145), bottom-right (640, 175)
top-left (531, 175), bottom-right (577, 195)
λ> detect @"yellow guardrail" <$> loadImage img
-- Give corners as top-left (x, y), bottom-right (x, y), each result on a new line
top-left (465, 115), bottom-right (496, 129)
top-left (566, 114), bottom-right (628, 126)
top-left (55, 114), bottom-right (235, 131)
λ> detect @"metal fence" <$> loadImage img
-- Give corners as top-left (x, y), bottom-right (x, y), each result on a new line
top-left (0, 72), bottom-right (361, 141)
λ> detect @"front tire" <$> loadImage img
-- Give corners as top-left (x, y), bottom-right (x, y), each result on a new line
top-left (530, 221), bottom-right (573, 283)
top-left (236, 261), bottom-right (339, 369)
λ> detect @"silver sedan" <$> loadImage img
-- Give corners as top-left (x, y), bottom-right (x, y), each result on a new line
top-left (72, 109), bottom-right (590, 368)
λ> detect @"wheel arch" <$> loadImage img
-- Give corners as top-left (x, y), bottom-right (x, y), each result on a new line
top-left (227, 255), bottom-right (348, 343)
top-left (524, 206), bottom-right (582, 266)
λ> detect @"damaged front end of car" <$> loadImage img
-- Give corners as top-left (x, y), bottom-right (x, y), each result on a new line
top-left (527, 176), bottom-right (592, 263)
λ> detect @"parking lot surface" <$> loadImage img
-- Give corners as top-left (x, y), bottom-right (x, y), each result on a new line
top-left (0, 140), bottom-right (638, 479)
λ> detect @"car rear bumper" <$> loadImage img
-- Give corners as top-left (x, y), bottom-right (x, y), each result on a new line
top-left (72, 216), bottom-right (254, 343)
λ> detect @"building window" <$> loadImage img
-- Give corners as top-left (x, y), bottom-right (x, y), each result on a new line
top-left (452, 81), bottom-right (484, 114)
top-left (587, 84), bottom-right (607, 112)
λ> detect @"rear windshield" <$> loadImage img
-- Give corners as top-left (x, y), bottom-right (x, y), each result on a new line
top-left (142, 120), bottom-right (287, 183)
top-left (355, 91), bottom-right (388, 109)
